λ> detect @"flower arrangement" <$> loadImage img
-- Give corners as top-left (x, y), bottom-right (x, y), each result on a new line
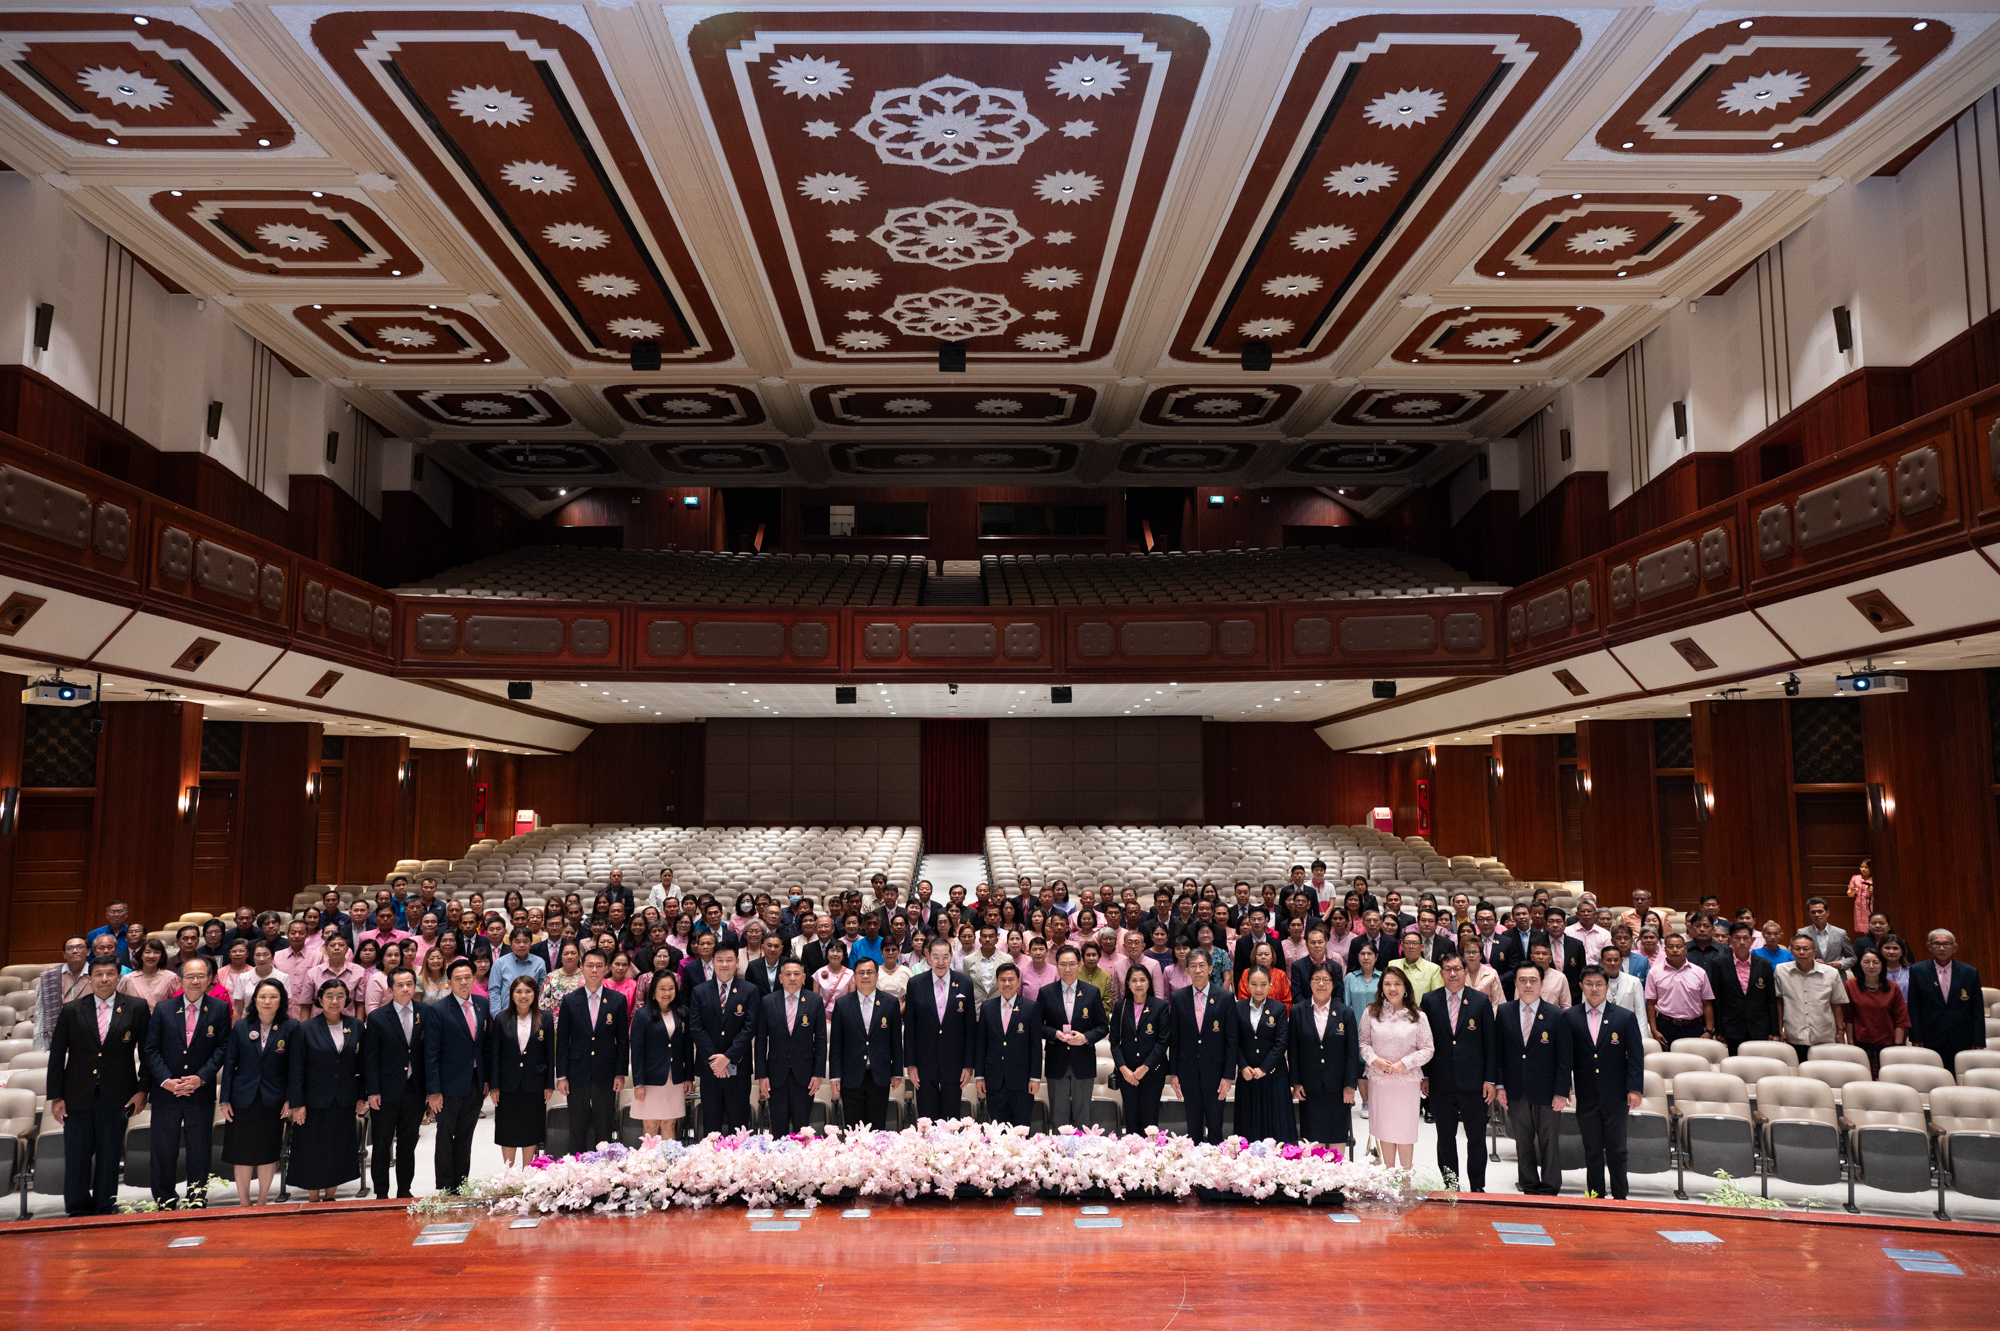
top-left (450, 1121), bottom-right (1416, 1217)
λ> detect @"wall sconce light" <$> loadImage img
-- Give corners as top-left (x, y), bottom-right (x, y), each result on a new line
top-left (304, 771), bottom-right (322, 805)
top-left (1487, 755), bottom-right (1501, 786)
top-left (466, 746), bottom-right (477, 771)
top-left (180, 784), bottom-right (201, 824)
top-left (0, 785), bottom-right (18, 834)
top-left (1866, 781), bottom-right (1890, 829)
top-left (1693, 781), bottom-right (1712, 821)
top-left (1579, 770), bottom-right (1593, 799)
top-left (398, 759), bottom-right (415, 790)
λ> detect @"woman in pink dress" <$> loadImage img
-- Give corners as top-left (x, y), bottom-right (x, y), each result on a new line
top-left (604, 951), bottom-right (639, 1014)
top-left (1357, 967), bottom-right (1433, 1169)
top-left (1847, 859), bottom-right (1874, 938)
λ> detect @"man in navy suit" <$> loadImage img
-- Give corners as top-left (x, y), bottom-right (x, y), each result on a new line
top-left (427, 957), bottom-right (489, 1191)
top-left (1035, 944), bottom-right (1107, 1132)
top-left (1419, 954), bottom-right (1497, 1193)
top-left (691, 945), bottom-right (756, 1136)
top-left (754, 959), bottom-right (824, 1135)
top-left (1288, 924), bottom-right (1346, 1000)
top-left (558, 949), bottom-right (630, 1149)
top-left (363, 965), bottom-right (427, 1199)
top-left (1909, 929), bottom-right (1988, 1073)
top-left (1496, 964), bottom-right (1572, 1196)
top-left (904, 937), bottom-right (975, 1121)
top-left (829, 957), bottom-right (901, 1129)
top-left (142, 955), bottom-right (230, 1207)
top-left (1166, 950), bottom-right (1236, 1144)
top-left (1493, 905), bottom-right (1550, 1000)
top-left (48, 954), bottom-right (150, 1215)
top-left (974, 963), bottom-right (1041, 1127)
top-left (1565, 965), bottom-right (1647, 1199)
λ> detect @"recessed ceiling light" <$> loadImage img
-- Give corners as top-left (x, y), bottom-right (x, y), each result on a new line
top-left (1914, 20), bottom-right (1929, 30)
top-left (169, 189), bottom-right (183, 197)
top-left (1707, 194), bottom-right (1719, 201)
top-left (1571, 193), bottom-right (1582, 200)
top-left (1771, 142), bottom-right (1784, 150)
top-left (1738, 19), bottom-right (1753, 28)
top-left (1620, 142), bottom-right (1634, 149)
top-left (105, 137), bottom-right (119, 145)
top-left (132, 15), bottom-right (148, 23)
top-left (311, 190), bottom-right (324, 198)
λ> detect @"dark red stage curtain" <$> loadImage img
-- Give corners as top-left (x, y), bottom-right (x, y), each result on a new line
top-left (920, 719), bottom-right (988, 853)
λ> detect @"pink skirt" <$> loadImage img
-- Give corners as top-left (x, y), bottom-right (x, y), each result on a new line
top-left (631, 1081), bottom-right (685, 1120)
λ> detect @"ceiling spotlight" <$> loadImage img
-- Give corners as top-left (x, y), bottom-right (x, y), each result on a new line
top-left (169, 189), bottom-right (182, 196)
top-left (1914, 20), bottom-right (1929, 29)
top-left (311, 190), bottom-right (324, 197)
top-left (105, 136), bottom-right (119, 145)
top-left (1738, 19), bottom-right (1754, 28)
top-left (1771, 142), bottom-right (1785, 150)
top-left (132, 14), bottom-right (148, 22)
top-left (257, 138), bottom-right (271, 147)
top-left (1571, 192), bottom-right (1582, 199)
top-left (1620, 142), bottom-right (1634, 149)
top-left (1707, 194), bottom-right (1718, 201)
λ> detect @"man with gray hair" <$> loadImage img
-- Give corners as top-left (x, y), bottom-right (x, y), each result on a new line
top-left (1909, 929), bottom-right (1987, 1072)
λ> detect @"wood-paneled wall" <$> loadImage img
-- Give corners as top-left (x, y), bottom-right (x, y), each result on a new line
top-left (1430, 746), bottom-right (1491, 858)
top-left (1448, 489), bottom-right (1522, 586)
top-left (1387, 749), bottom-right (1428, 841)
top-left (1183, 488), bottom-right (1356, 552)
top-left (240, 722), bottom-right (321, 905)
top-left (342, 736), bottom-right (414, 886)
top-left (0, 675), bottom-right (25, 962)
top-left (1490, 735), bottom-right (1561, 880)
top-left (93, 700), bottom-right (202, 931)
top-left (774, 486), bottom-right (1127, 561)
top-left (1577, 719), bottom-right (1659, 905)
top-left (1520, 470), bottom-right (1610, 579)
top-left (546, 487), bottom-right (719, 552)
top-left (516, 723), bottom-right (702, 828)
top-left (1692, 700), bottom-right (1797, 932)
top-left (1200, 723), bottom-right (1385, 826)
top-left (1860, 670), bottom-right (2000, 975)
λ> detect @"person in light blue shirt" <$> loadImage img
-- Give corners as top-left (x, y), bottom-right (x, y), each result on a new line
top-left (489, 928), bottom-right (548, 1015)
top-left (847, 913), bottom-right (886, 969)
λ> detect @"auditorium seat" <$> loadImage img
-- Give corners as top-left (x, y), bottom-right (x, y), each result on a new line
top-left (1736, 1040), bottom-right (1799, 1069)
top-left (1628, 1070), bottom-right (1674, 1177)
top-left (1719, 1056), bottom-right (1792, 1108)
top-left (979, 547), bottom-right (1494, 606)
top-left (1645, 1052), bottom-right (1711, 1083)
top-left (1807, 1044), bottom-right (1870, 1069)
top-left (1959, 1068), bottom-right (2000, 1094)
top-left (1670, 1038), bottom-right (1727, 1068)
top-left (1931, 1086), bottom-right (2000, 1218)
top-left (1752, 1076), bottom-right (1841, 1193)
top-left (1841, 1082), bottom-right (1932, 1210)
top-left (1957, 1050), bottom-right (2000, 1078)
top-left (1798, 1059), bottom-right (1872, 1108)
top-left (398, 548), bottom-right (929, 607)
top-left (1879, 1047), bottom-right (1944, 1070)
top-left (1670, 1071), bottom-right (1755, 1195)
top-left (1879, 1064), bottom-right (1955, 1109)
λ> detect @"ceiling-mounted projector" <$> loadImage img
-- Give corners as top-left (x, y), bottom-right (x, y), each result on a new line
top-left (24, 678), bottom-right (93, 705)
top-left (1833, 671), bottom-right (1908, 696)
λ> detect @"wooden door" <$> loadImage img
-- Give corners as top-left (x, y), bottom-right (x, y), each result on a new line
top-left (1559, 767), bottom-right (1585, 881)
top-left (1795, 792), bottom-right (1870, 920)
top-left (11, 795), bottom-right (93, 964)
top-left (315, 766), bottom-right (345, 884)
top-left (192, 778), bottom-right (240, 914)
top-left (1657, 775), bottom-right (1703, 909)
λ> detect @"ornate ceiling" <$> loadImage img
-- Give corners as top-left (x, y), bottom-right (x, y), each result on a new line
top-left (0, 4), bottom-right (1989, 508)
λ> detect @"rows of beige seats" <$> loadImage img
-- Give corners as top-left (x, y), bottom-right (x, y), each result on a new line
top-left (397, 548), bottom-right (925, 606)
top-left (298, 824), bottom-right (925, 916)
top-left (981, 547), bottom-right (1502, 607)
top-left (984, 824), bottom-right (1521, 900)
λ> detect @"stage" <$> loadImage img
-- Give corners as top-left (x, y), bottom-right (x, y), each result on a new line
top-left (5, 1197), bottom-right (1994, 1327)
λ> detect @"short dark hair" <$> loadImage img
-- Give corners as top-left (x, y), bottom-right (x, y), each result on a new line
top-left (852, 957), bottom-right (878, 976)
top-left (780, 958), bottom-right (805, 974)
top-left (447, 957), bottom-right (475, 976)
top-left (387, 965), bottom-right (415, 985)
top-left (87, 953), bottom-right (121, 975)
top-left (1579, 964), bottom-right (1606, 984)
top-left (510, 927), bottom-right (532, 943)
top-left (1054, 944), bottom-right (1079, 963)
top-left (582, 949), bottom-right (609, 967)
top-left (1728, 920), bottom-right (1753, 936)
top-left (995, 961), bottom-right (1019, 980)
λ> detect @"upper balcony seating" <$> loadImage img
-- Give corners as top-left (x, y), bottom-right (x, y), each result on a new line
top-left (980, 548), bottom-right (1500, 606)
top-left (397, 548), bottom-right (926, 606)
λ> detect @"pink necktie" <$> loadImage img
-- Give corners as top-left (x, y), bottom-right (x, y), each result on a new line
top-left (1195, 993), bottom-right (1205, 1027)
top-left (463, 999), bottom-right (476, 1038)
top-left (1001, 1002), bottom-right (1011, 1032)
top-left (1449, 993), bottom-right (1459, 1028)
top-left (787, 996), bottom-right (797, 1032)
top-left (185, 1002), bottom-right (198, 1042)
top-left (1589, 1008), bottom-right (1601, 1042)
top-left (97, 1002), bottom-right (110, 1041)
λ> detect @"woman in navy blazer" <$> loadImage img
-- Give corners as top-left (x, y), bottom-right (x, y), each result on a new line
top-left (1109, 965), bottom-right (1170, 1133)
top-left (219, 977), bottom-right (297, 1205)
top-left (630, 971), bottom-right (693, 1142)
top-left (486, 975), bottom-right (555, 1167)
top-left (286, 976), bottom-right (365, 1202)
top-left (1288, 963), bottom-right (1362, 1147)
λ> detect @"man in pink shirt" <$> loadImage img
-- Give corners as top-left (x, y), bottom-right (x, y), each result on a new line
top-left (1643, 933), bottom-right (1715, 1047)
top-left (299, 931), bottom-right (368, 1022)
top-left (361, 904), bottom-right (413, 951)
top-left (273, 918), bottom-right (316, 994)
top-left (1106, 929), bottom-right (1163, 996)
top-left (1015, 935), bottom-right (1058, 1001)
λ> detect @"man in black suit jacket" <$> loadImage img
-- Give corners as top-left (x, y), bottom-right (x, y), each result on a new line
top-left (47, 954), bottom-right (149, 1215)
top-left (142, 956), bottom-right (230, 1207)
top-left (1419, 955), bottom-right (1497, 1193)
top-left (1909, 930), bottom-right (1988, 1072)
top-left (1166, 950), bottom-right (1237, 1144)
top-left (427, 958), bottom-right (491, 1191)
top-left (1542, 908), bottom-right (1587, 993)
top-left (1345, 913), bottom-right (1400, 975)
top-left (903, 938), bottom-right (975, 1121)
top-left (1289, 925), bottom-right (1346, 1000)
top-left (905, 880), bottom-right (945, 936)
top-left (1496, 965), bottom-right (1572, 1196)
top-left (754, 959), bottom-right (825, 1135)
top-left (1492, 907), bottom-right (1550, 1001)
top-left (744, 936), bottom-right (789, 997)
top-left (691, 946), bottom-right (756, 1136)
top-left (1035, 946), bottom-right (1107, 1132)
top-left (363, 966), bottom-right (427, 1199)
top-left (829, 958), bottom-right (902, 1129)
top-left (1564, 966), bottom-right (1647, 1199)
top-left (1708, 922), bottom-right (1781, 1053)
top-left (557, 950), bottom-right (630, 1150)
top-left (975, 963), bottom-right (1041, 1127)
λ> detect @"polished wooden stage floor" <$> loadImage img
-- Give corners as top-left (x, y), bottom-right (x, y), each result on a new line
top-left (6, 1196), bottom-right (1994, 1327)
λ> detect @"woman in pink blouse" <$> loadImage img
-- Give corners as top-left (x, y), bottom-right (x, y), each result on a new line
top-left (1846, 859), bottom-right (1874, 938)
top-left (604, 951), bottom-right (639, 1013)
top-left (117, 938), bottom-right (179, 1011)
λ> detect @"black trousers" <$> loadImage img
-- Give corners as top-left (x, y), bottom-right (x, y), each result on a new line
top-left (766, 1077), bottom-right (812, 1136)
top-left (369, 1092), bottom-right (424, 1197)
top-left (433, 1093), bottom-right (480, 1191)
top-left (1181, 1071), bottom-right (1227, 1144)
top-left (568, 1079), bottom-right (620, 1150)
top-left (842, 1077), bottom-right (892, 1130)
top-left (1119, 1078), bottom-right (1164, 1133)
top-left (1507, 1100), bottom-right (1562, 1195)
top-left (698, 1072), bottom-right (751, 1137)
top-left (150, 1090), bottom-right (215, 1204)
top-left (1575, 1099), bottom-right (1631, 1199)
top-left (913, 1069), bottom-right (967, 1121)
top-left (1655, 1015), bottom-right (1705, 1048)
top-left (985, 1085), bottom-right (1032, 1128)
top-left (63, 1096), bottom-right (128, 1216)
top-left (1432, 1089), bottom-right (1489, 1192)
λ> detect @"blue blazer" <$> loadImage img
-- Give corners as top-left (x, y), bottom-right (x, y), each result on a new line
top-left (829, 990), bottom-right (901, 1087)
top-left (219, 1016), bottom-right (298, 1109)
top-left (901, 970), bottom-right (975, 1076)
top-left (1166, 985), bottom-right (1236, 1084)
top-left (754, 989), bottom-right (827, 1087)
top-left (288, 1015), bottom-right (363, 1109)
top-left (1035, 981), bottom-right (1107, 1081)
top-left (362, 1003), bottom-right (428, 1102)
top-left (144, 994), bottom-right (231, 1091)
top-left (1419, 987), bottom-right (1497, 1096)
top-left (628, 1006), bottom-right (689, 1087)
top-left (689, 979), bottom-right (757, 1076)
top-left (1232, 999), bottom-right (1288, 1080)
top-left (1496, 1001), bottom-right (1572, 1106)
top-left (1909, 960), bottom-right (1988, 1057)
top-left (1564, 1003), bottom-right (1645, 1109)
top-left (1109, 996), bottom-right (1170, 1080)
top-left (424, 994), bottom-right (490, 1098)
top-left (973, 995), bottom-right (1042, 1090)
top-left (555, 986), bottom-right (629, 1086)
top-left (486, 1010), bottom-right (555, 1094)
top-left (1287, 1000), bottom-right (1361, 1094)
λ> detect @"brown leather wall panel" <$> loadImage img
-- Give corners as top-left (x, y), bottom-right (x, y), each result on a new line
top-left (372, 606), bottom-right (391, 645)
top-left (1757, 504), bottom-right (1791, 562)
top-left (1076, 622), bottom-right (1114, 657)
top-left (465, 616), bottom-right (563, 654)
top-left (693, 621), bottom-right (784, 657)
top-left (1896, 444), bottom-right (1942, 515)
top-left (862, 623), bottom-right (902, 659)
top-left (1570, 578), bottom-right (1592, 623)
top-left (93, 502), bottom-right (130, 561)
top-left (194, 539), bottom-right (258, 601)
top-left (569, 618), bottom-right (611, 656)
top-left (1609, 563), bottom-right (1633, 610)
top-left (413, 613), bottom-right (459, 653)
top-left (791, 622), bottom-right (829, 659)
top-left (1526, 588), bottom-right (1570, 638)
top-left (258, 563), bottom-right (285, 613)
top-left (1442, 612), bottom-right (1485, 652)
top-left (0, 465), bottom-right (90, 547)
top-left (1218, 619), bottom-right (1256, 656)
top-left (1121, 621), bottom-right (1212, 656)
top-left (909, 623), bottom-right (997, 659)
top-left (327, 588), bottom-right (373, 639)
top-left (1341, 614), bottom-right (1437, 652)
top-left (1004, 623), bottom-right (1041, 659)
top-left (1507, 605), bottom-right (1525, 644)
top-left (646, 620), bottom-right (686, 658)
top-left (1699, 526), bottom-right (1729, 582)
top-left (303, 580), bottom-right (326, 624)
top-left (159, 526), bottom-right (193, 581)
top-left (1293, 616), bottom-right (1333, 655)
top-left (1795, 465), bottom-right (1889, 548)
